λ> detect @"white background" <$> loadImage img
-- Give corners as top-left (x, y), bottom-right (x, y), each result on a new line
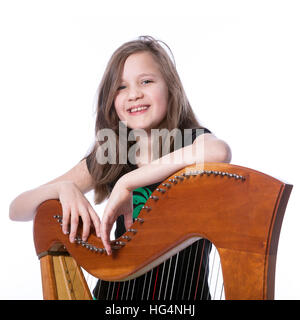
top-left (1, 0), bottom-right (299, 299)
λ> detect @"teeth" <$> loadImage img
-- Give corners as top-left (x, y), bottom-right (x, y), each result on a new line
top-left (129, 106), bottom-right (149, 113)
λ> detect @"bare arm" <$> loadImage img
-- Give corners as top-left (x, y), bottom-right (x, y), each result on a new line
top-left (100, 133), bottom-right (231, 254)
top-left (119, 133), bottom-right (231, 191)
top-left (9, 159), bottom-right (100, 242)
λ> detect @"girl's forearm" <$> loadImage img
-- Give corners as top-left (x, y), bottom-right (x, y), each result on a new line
top-left (9, 183), bottom-right (60, 221)
top-left (119, 144), bottom-right (198, 191)
top-left (118, 136), bottom-right (231, 191)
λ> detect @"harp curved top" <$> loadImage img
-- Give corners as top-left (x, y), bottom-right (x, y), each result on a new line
top-left (33, 163), bottom-right (292, 299)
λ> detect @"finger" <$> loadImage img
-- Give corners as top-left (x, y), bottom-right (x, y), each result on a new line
top-left (80, 211), bottom-right (91, 242)
top-left (124, 212), bottom-right (133, 231)
top-left (69, 208), bottom-right (79, 243)
top-left (100, 217), bottom-right (113, 255)
top-left (88, 207), bottom-right (101, 238)
top-left (101, 229), bottom-right (112, 255)
top-left (62, 204), bottom-right (71, 235)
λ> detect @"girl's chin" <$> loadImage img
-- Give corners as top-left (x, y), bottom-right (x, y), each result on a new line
top-left (128, 126), bottom-right (152, 134)
top-left (126, 122), bottom-right (152, 131)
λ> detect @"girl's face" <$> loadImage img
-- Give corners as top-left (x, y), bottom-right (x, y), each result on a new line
top-left (114, 51), bottom-right (169, 134)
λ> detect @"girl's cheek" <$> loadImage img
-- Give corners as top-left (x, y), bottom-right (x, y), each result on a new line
top-left (114, 97), bottom-right (123, 112)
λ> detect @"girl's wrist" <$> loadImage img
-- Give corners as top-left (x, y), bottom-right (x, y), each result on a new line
top-left (116, 174), bottom-right (132, 192)
top-left (55, 180), bottom-right (74, 196)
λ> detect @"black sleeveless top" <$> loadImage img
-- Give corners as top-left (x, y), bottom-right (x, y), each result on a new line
top-left (86, 127), bottom-right (212, 300)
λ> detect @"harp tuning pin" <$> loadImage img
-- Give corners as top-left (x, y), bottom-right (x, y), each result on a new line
top-left (128, 228), bottom-right (137, 234)
top-left (115, 241), bottom-right (126, 246)
top-left (162, 183), bottom-right (171, 188)
top-left (142, 205), bottom-right (151, 211)
top-left (53, 214), bottom-right (62, 223)
top-left (174, 175), bottom-right (184, 181)
top-left (156, 188), bottom-right (166, 193)
top-left (136, 217), bottom-right (144, 223)
top-left (121, 235), bottom-right (132, 241)
top-left (181, 172), bottom-right (187, 176)
top-left (150, 195), bottom-right (159, 200)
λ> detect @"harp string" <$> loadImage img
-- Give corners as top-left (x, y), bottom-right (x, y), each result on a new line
top-left (169, 252), bottom-right (179, 299)
top-left (157, 261), bottom-right (166, 300)
top-left (89, 239), bottom-right (224, 300)
top-left (207, 245), bottom-right (224, 300)
top-left (131, 279), bottom-right (136, 300)
top-left (125, 279), bottom-right (131, 300)
top-left (121, 278), bottom-right (126, 300)
top-left (181, 243), bottom-right (193, 299)
top-left (164, 255), bottom-right (173, 300)
top-left (151, 266), bottom-right (159, 299)
top-left (208, 243), bottom-right (217, 297)
top-left (174, 246), bottom-right (187, 299)
top-left (106, 280), bottom-right (111, 300)
top-left (194, 239), bottom-right (206, 300)
top-left (220, 283), bottom-right (224, 300)
top-left (200, 243), bottom-right (210, 299)
top-left (147, 269), bottom-right (154, 300)
top-left (213, 260), bottom-right (222, 299)
top-left (187, 240), bottom-right (200, 300)
top-left (141, 271), bottom-right (147, 300)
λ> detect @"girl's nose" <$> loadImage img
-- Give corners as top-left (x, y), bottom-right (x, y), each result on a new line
top-left (128, 86), bottom-right (143, 100)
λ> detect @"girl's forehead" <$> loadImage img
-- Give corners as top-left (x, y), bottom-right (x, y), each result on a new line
top-left (125, 51), bottom-right (156, 65)
top-left (121, 52), bottom-right (161, 78)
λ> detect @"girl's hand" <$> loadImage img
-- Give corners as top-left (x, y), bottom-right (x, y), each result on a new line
top-left (100, 180), bottom-right (133, 255)
top-left (58, 181), bottom-right (101, 243)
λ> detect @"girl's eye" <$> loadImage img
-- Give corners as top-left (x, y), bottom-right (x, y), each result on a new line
top-left (117, 80), bottom-right (152, 91)
top-left (142, 80), bottom-right (153, 85)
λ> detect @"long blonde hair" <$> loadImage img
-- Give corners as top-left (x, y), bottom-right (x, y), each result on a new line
top-left (86, 35), bottom-right (204, 204)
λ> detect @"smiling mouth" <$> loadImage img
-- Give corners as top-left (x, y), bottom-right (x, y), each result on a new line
top-left (128, 105), bottom-right (150, 114)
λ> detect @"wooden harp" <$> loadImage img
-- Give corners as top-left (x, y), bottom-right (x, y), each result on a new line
top-left (33, 163), bottom-right (292, 300)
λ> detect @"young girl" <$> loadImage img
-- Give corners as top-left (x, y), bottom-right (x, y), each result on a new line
top-left (9, 35), bottom-right (231, 300)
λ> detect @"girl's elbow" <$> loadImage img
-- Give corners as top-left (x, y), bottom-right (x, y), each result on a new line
top-left (209, 141), bottom-right (232, 163)
top-left (219, 142), bottom-right (232, 163)
top-left (9, 198), bottom-right (24, 221)
top-left (9, 201), bottom-right (17, 221)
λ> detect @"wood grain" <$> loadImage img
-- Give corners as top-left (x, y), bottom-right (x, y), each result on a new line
top-left (34, 163), bottom-right (292, 300)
